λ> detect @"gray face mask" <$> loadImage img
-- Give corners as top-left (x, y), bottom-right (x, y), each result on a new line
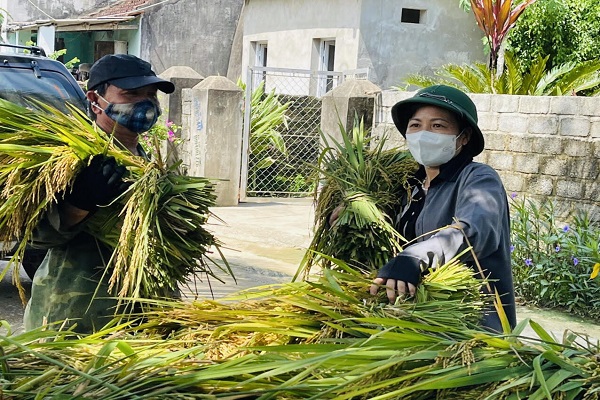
top-left (406, 130), bottom-right (464, 167)
top-left (93, 93), bottom-right (160, 133)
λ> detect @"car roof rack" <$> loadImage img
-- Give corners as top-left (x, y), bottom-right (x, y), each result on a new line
top-left (0, 43), bottom-right (47, 57)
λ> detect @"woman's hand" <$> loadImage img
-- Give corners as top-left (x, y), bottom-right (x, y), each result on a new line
top-left (369, 253), bottom-right (423, 303)
top-left (370, 277), bottom-right (416, 303)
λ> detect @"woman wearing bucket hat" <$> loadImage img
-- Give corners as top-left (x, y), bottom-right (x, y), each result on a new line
top-left (369, 85), bottom-right (516, 332)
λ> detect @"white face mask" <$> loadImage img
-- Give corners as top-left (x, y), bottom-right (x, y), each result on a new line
top-left (406, 130), bottom-right (464, 167)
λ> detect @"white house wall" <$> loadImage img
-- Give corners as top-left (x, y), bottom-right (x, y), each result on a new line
top-left (241, 0), bottom-right (485, 90)
top-left (242, 0), bottom-right (362, 91)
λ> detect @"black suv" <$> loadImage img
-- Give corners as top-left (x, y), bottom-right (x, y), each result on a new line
top-left (0, 43), bottom-right (88, 279)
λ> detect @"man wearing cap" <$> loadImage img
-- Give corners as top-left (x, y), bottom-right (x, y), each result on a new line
top-left (24, 54), bottom-right (175, 333)
top-left (368, 85), bottom-right (516, 332)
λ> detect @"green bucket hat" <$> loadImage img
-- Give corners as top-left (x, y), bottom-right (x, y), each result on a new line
top-left (391, 85), bottom-right (484, 156)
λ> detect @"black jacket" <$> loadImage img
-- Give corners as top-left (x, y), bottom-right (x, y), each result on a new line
top-left (381, 151), bottom-right (517, 331)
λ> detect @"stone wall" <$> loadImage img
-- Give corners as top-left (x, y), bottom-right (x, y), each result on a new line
top-left (374, 90), bottom-right (600, 218)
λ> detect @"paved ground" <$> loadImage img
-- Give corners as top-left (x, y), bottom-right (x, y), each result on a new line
top-left (2, 197), bottom-right (600, 343)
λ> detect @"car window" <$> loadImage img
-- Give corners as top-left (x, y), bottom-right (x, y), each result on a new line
top-left (0, 68), bottom-right (87, 113)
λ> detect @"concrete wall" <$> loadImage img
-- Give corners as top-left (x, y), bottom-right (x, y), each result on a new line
top-left (375, 90), bottom-right (600, 218)
top-left (1, 0), bottom-right (107, 21)
top-left (140, 0), bottom-right (243, 76)
top-left (358, 0), bottom-right (485, 90)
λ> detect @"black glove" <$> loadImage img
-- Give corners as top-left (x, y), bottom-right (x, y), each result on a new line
top-left (376, 253), bottom-right (424, 286)
top-left (66, 155), bottom-right (129, 211)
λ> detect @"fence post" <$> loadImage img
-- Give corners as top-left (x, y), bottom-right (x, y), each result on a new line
top-left (186, 76), bottom-right (243, 206)
top-left (320, 79), bottom-right (382, 144)
top-left (158, 66), bottom-right (205, 126)
top-left (158, 66), bottom-right (205, 164)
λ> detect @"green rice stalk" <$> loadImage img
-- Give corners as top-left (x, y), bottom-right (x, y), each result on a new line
top-left (299, 117), bottom-right (418, 277)
top-left (0, 99), bottom-right (227, 304)
top-left (2, 261), bottom-right (600, 398)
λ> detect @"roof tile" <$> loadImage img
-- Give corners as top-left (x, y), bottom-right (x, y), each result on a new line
top-left (84, 0), bottom-right (151, 18)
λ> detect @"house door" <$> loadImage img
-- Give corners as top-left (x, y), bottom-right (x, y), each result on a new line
top-left (94, 41), bottom-right (115, 61)
top-left (94, 40), bottom-right (128, 61)
top-left (317, 40), bottom-right (336, 96)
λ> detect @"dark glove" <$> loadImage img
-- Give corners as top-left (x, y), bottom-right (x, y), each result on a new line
top-left (66, 155), bottom-right (129, 211)
top-left (376, 253), bottom-right (424, 286)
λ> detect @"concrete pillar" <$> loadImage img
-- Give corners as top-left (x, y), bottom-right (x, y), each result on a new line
top-left (37, 25), bottom-right (55, 55)
top-left (158, 66), bottom-right (204, 166)
top-left (320, 79), bottom-right (381, 144)
top-left (158, 66), bottom-right (204, 127)
top-left (186, 76), bottom-right (243, 206)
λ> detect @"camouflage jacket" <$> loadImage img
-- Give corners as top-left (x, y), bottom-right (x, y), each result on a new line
top-left (23, 207), bottom-right (118, 333)
top-left (24, 146), bottom-right (147, 333)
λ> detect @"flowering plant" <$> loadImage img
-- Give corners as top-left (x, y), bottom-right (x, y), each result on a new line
top-left (509, 194), bottom-right (600, 319)
top-left (141, 113), bottom-right (182, 160)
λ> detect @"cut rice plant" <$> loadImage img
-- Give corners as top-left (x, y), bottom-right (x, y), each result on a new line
top-left (2, 260), bottom-right (600, 399)
top-left (0, 99), bottom-right (228, 304)
top-left (300, 118), bottom-right (418, 277)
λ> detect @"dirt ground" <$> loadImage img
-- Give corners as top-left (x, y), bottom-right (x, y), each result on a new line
top-left (2, 198), bottom-right (600, 343)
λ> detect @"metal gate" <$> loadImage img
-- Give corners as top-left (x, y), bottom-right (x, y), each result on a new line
top-left (240, 66), bottom-right (369, 199)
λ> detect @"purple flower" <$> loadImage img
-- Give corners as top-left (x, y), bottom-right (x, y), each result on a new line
top-left (573, 257), bottom-right (579, 266)
top-left (525, 258), bottom-right (533, 266)
top-left (510, 192), bottom-right (517, 199)
top-left (563, 225), bottom-right (570, 233)
top-left (168, 130), bottom-right (176, 142)
top-left (510, 245), bottom-right (515, 253)
top-left (166, 119), bottom-right (174, 128)
top-left (555, 245), bottom-right (560, 252)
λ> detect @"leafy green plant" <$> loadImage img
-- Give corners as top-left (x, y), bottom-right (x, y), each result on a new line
top-left (507, 0), bottom-right (600, 76)
top-left (403, 50), bottom-right (600, 95)
top-left (510, 195), bottom-right (600, 319)
top-left (48, 48), bottom-right (80, 70)
top-left (24, 40), bottom-right (79, 69)
top-left (238, 79), bottom-right (290, 193)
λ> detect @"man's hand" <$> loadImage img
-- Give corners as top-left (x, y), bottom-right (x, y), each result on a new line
top-left (328, 204), bottom-right (345, 226)
top-left (66, 155), bottom-right (129, 211)
top-left (370, 277), bottom-right (416, 303)
top-left (369, 253), bottom-right (423, 303)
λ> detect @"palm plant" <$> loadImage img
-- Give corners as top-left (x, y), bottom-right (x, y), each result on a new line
top-left (404, 50), bottom-right (600, 96)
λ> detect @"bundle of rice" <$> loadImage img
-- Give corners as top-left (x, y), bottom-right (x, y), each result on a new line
top-left (301, 119), bottom-right (418, 276)
top-left (2, 260), bottom-right (600, 399)
top-left (0, 99), bottom-right (227, 303)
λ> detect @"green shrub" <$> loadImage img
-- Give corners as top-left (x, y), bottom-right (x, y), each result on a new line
top-left (510, 195), bottom-right (600, 319)
top-left (507, 0), bottom-right (600, 74)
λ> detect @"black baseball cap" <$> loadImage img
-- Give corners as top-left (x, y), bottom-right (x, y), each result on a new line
top-left (87, 54), bottom-right (175, 94)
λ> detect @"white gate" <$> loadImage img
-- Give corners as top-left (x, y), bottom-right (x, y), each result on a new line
top-left (240, 66), bottom-right (369, 199)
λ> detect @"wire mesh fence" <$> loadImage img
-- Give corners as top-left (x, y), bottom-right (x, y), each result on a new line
top-left (241, 66), bottom-right (368, 198)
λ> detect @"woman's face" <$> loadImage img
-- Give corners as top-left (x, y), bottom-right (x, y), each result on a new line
top-left (406, 105), bottom-right (470, 150)
top-left (406, 105), bottom-right (458, 134)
